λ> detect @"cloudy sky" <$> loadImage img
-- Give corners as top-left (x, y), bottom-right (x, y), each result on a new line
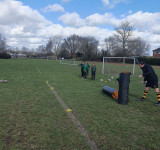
top-left (0, 0), bottom-right (160, 55)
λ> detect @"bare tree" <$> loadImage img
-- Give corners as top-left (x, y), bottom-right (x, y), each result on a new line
top-left (104, 36), bottom-right (118, 56)
top-left (63, 34), bottom-right (82, 58)
top-left (128, 37), bottom-right (150, 56)
top-left (37, 45), bottom-right (45, 53)
top-left (59, 35), bottom-right (99, 60)
top-left (49, 35), bottom-right (63, 59)
top-left (21, 46), bottom-right (30, 53)
top-left (114, 20), bottom-right (134, 56)
top-left (80, 36), bottom-right (99, 60)
top-left (58, 43), bottom-right (70, 59)
top-left (45, 38), bottom-right (53, 56)
top-left (0, 33), bottom-right (7, 53)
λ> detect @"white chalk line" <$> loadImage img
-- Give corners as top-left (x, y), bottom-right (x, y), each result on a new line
top-left (47, 83), bottom-right (99, 150)
top-left (36, 67), bottom-right (42, 74)
top-left (36, 67), bottom-right (99, 149)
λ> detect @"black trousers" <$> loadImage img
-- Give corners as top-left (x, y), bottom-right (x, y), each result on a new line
top-left (83, 71), bottom-right (87, 78)
top-left (87, 70), bottom-right (89, 76)
top-left (91, 71), bottom-right (95, 80)
top-left (81, 68), bottom-right (83, 77)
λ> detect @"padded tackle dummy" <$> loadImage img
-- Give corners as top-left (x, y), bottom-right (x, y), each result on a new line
top-left (118, 72), bottom-right (131, 105)
top-left (103, 86), bottom-right (118, 99)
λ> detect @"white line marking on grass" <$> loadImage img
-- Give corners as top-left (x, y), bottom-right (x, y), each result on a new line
top-left (47, 83), bottom-right (99, 150)
top-left (36, 67), bottom-right (42, 74)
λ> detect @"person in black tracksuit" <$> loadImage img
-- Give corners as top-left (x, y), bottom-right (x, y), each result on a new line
top-left (138, 61), bottom-right (160, 106)
top-left (79, 62), bottom-right (84, 78)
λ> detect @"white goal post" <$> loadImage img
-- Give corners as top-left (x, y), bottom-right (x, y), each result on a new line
top-left (102, 57), bottom-right (136, 76)
top-left (60, 58), bottom-right (77, 65)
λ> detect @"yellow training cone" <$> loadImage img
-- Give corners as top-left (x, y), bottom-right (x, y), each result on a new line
top-left (50, 87), bottom-right (54, 90)
top-left (66, 109), bottom-right (72, 112)
top-left (46, 81), bottom-right (48, 84)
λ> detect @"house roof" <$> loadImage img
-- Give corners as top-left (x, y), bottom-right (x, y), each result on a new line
top-left (153, 48), bottom-right (160, 51)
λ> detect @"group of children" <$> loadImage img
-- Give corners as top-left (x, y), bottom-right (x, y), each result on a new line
top-left (79, 62), bottom-right (96, 80)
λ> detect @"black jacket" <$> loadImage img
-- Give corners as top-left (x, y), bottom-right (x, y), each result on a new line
top-left (141, 64), bottom-right (157, 82)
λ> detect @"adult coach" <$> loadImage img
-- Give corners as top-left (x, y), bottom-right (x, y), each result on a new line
top-left (138, 61), bottom-right (160, 106)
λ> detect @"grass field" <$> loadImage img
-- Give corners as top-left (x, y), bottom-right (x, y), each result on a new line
top-left (0, 59), bottom-right (160, 150)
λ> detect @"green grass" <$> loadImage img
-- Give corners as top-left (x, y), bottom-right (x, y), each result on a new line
top-left (0, 59), bottom-right (160, 150)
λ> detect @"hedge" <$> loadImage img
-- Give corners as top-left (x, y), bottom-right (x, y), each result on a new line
top-left (0, 52), bottom-right (11, 59)
top-left (138, 57), bottom-right (160, 66)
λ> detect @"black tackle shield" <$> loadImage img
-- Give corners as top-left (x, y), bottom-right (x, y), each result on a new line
top-left (118, 72), bottom-right (131, 105)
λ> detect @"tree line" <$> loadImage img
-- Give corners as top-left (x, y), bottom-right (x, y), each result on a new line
top-left (0, 20), bottom-right (150, 60)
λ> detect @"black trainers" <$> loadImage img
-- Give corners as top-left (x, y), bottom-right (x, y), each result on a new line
top-left (154, 102), bottom-right (160, 106)
top-left (137, 97), bottom-right (145, 101)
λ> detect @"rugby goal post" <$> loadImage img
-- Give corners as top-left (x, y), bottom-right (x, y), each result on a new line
top-left (102, 57), bottom-right (136, 76)
top-left (47, 56), bottom-right (57, 60)
top-left (60, 58), bottom-right (77, 65)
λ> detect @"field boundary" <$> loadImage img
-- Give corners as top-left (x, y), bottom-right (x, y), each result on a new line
top-left (47, 83), bottom-right (99, 150)
top-left (88, 61), bottom-right (160, 68)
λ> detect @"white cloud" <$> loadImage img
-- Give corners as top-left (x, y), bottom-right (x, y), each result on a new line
top-left (102, 0), bottom-right (110, 6)
top-left (43, 4), bottom-right (65, 13)
top-left (0, 0), bottom-right (51, 48)
top-left (147, 34), bottom-right (160, 51)
top-left (59, 12), bottom-right (86, 27)
top-left (28, 38), bottom-right (42, 43)
top-left (86, 13), bottom-right (119, 26)
top-left (126, 11), bottom-right (160, 34)
top-left (0, 0), bottom-right (160, 55)
top-left (128, 10), bottom-right (132, 14)
top-left (0, 0), bottom-right (48, 25)
top-left (59, 12), bottom-right (119, 27)
top-left (151, 25), bottom-right (160, 34)
top-left (124, 11), bottom-right (160, 52)
top-left (10, 26), bottom-right (24, 36)
top-left (56, 26), bottom-right (111, 43)
top-left (62, 0), bottom-right (71, 3)
top-left (102, 0), bottom-right (130, 8)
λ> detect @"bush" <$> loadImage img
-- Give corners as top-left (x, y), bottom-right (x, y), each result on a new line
top-left (138, 57), bottom-right (160, 66)
top-left (0, 52), bottom-right (11, 59)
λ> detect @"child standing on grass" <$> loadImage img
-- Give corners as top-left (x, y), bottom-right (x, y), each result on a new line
top-left (79, 61), bottom-right (84, 78)
top-left (91, 63), bottom-right (96, 80)
top-left (83, 62), bottom-right (87, 79)
top-left (86, 62), bottom-right (90, 77)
